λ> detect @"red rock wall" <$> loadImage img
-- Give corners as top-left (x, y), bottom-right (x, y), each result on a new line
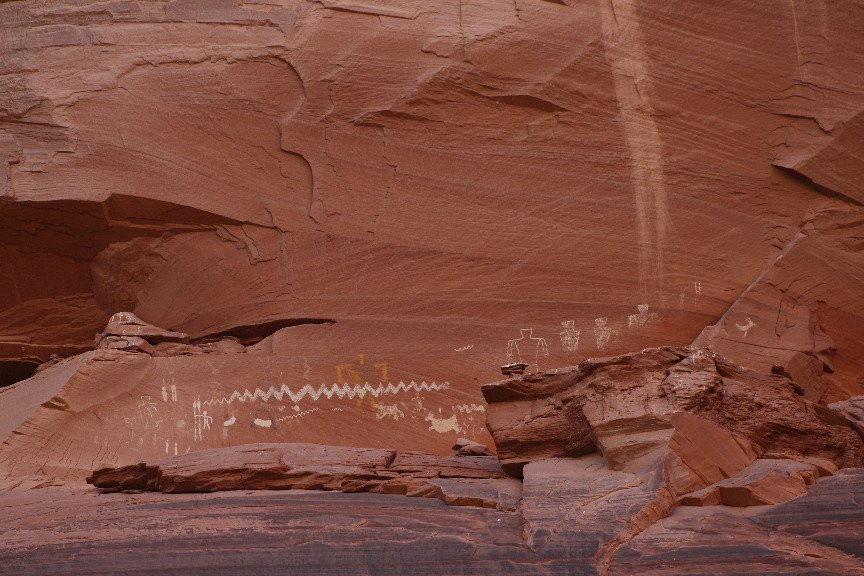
top-left (2, 0), bottom-right (863, 442)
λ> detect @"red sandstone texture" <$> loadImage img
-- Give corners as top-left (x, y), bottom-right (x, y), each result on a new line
top-left (2, 0), bottom-right (864, 400)
top-left (478, 346), bottom-right (864, 571)
top-left (2, 0), bottom-right (864, 574)
top-left (86, 442), bottom-right (521, 510)
top-left (482, 347), bottom-right (863, 475)
top-left (5, 340), bottom-right (861, 574)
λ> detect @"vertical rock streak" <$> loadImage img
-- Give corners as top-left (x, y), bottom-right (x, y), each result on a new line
top-left (599, 0), bottom-right (670, 298)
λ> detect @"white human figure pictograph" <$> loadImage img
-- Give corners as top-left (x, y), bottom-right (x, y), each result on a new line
top-left (192, 398), bottom-right (212, 441)
top-left (161, 383), bottom-right (178, 403)
top-left (559, 321), bottom-right (581, 352)
top-left (593, 317), bottom-right (618, 351)
top-left (137, 395), bottom-right (162, 428)
top-left (507, 328), bottom-right (549, 371)
top-left (627, 304), bottom-right (658, 329)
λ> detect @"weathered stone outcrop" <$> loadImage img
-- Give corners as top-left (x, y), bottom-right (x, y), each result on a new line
top-left (481, 346), bottom-right (864, 571)
top-left (482, 347), bottom-right (863, 477)
top-left (95, 311), bottom-right (190, 353)
top-left (94, 311), bottom-right (250, 356)
top-left (679, 457), bottom-right (837, 507)
top-left (615, 469), bottom-right (864, 576)
top-left (86, 442), bottom-right (520, 511)
top-left (830, 396), bottom-right (864, 441)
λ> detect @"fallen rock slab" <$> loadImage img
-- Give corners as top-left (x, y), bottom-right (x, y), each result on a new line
top-left (830, 395), bottom-right (864, 441)
top-left (482, 347), bottom-right (864, 480)
top-left (97, 312), bottom-right (189, 346)
top-left (680, 458), bottom-right (834, 507)
top-left (452, 437), bottom-right (495, 457)
top-left (86, 443), bottom-right (518, 511)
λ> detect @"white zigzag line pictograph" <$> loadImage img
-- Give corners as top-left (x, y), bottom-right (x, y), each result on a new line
top-left (203, 381), bottom-right (450, 408)
top-left (277, 407), bottom-right (320, 423)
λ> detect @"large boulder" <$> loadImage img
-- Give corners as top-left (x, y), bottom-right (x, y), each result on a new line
top-left (482, 347), bottom-right (863, 478)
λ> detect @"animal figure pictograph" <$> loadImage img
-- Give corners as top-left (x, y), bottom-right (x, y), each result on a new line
top-left (736, 317), bottom-right (756, 338)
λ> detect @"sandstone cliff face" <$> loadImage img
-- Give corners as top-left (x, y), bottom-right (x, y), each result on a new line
top-left (2, 1), bottom-right (864, 574)
top-left (2, 0), bottom-right (864, 402)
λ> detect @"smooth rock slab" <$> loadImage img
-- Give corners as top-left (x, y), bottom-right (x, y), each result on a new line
top-left (614, 469), bottom-right (864, 575)
top-left (752, 468), bottom-right (864, 559)
top-left (0, 487), bottom-right (558, 576)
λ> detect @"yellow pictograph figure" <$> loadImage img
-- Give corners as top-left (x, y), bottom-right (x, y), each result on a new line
top-left (335, 354), bottom-right (389, 410)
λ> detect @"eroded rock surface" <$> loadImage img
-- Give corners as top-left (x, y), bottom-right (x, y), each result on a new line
top-left (3, 456), bottom-right (863, 576)
top-left (1, 1), bottom-right (864, 575)
top-left (679, 457), bottom-right (837, 507)
top-left (2, 0), bottom-right (864, 406)
top-left (86, 442), bottom-right (520, 511)
top-left (830, 396), bottom-right (864, 441)
top-left (616, 469), bottom-right (864, 575)
top-left (0, 488), bottom-right (548, 576)
top-left (482, 347), bottom-right (863, 477)
top-left (482, 346), bottom-right (863, 570)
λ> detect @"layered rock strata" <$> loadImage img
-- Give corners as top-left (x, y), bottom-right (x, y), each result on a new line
top-left (482, 347), bottom-right (862, 476)
top-left (86, 442), bottom-right (520, 511)
top-left (1, 1), bottom-right (864, 573)
top-left (615, 468), bottom-right (864, 575)
top-left (482, 346), bottom-right (864, 568)
top-left (3, 0), bottom-right (864, 406)
top-left (2, 344), bottom-right (864, 574)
